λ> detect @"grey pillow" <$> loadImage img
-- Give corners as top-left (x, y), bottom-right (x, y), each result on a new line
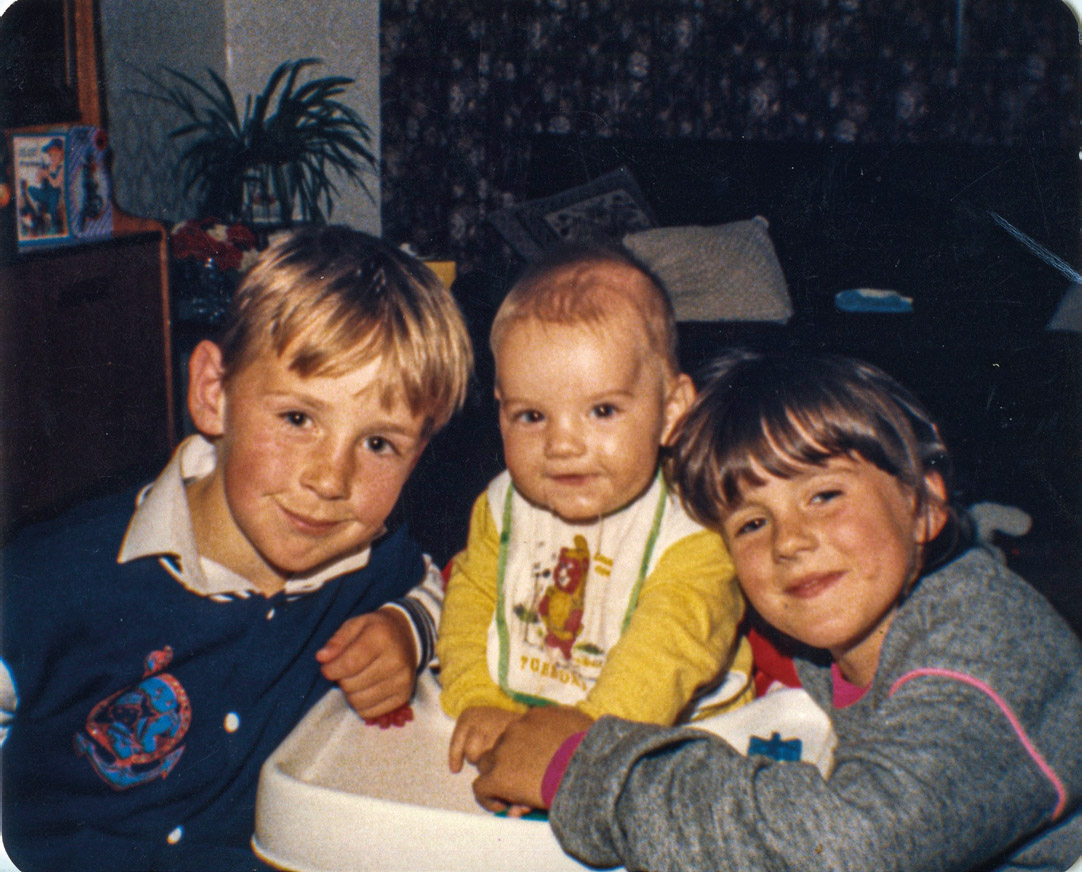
top-left (623, 217), bottom-right (792, 323)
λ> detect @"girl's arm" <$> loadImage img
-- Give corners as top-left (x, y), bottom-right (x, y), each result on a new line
top-left (436, 493), bottom-right (526, 717)
top-left (575, 529), bottom-right (752, 723)
top-left (548, 675), bottom-right (1075, 871)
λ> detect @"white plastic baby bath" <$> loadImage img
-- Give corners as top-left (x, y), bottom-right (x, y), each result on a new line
top-left (252, 670), bottom-right (835, 872)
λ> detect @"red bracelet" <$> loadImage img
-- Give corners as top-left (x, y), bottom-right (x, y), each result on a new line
top-left (540, 730), bottom-right (588, 807)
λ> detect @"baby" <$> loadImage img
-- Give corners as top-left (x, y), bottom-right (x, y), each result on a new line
top-left (437, 241), bottom-right (752, 773)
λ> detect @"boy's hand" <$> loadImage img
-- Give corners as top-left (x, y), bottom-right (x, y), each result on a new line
top-left (317, 606), bottom-right (417, 719)
top-left (472, 705), bottom-right (594, 814)
top-left (448, 706), bottom-right (522, 774)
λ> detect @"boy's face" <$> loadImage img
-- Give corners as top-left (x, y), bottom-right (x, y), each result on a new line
top-left (494, 316), bottom-right (691, 523)
top-left (188, 341), bottom-right (429, 592)
top-left (718, 455), bottom-right (943, 685)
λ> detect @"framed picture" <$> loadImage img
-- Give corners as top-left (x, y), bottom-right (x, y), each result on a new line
top-left (65, 126), bottom-right (113, 242)
top-left (9, 127), bottom-right (113, 251)
top-left (13, 131), bottom-right (72, 247)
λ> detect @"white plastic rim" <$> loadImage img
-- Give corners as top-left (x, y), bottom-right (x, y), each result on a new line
top-left (251, 671), bottom-right (837, 872)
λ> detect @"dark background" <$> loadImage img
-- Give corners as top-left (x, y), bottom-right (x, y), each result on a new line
top-left (377, 0), bottom-right (1082, 632)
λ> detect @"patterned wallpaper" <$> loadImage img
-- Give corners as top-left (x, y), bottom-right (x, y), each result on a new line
top-left (379, 0), bottom-right (1080, 271)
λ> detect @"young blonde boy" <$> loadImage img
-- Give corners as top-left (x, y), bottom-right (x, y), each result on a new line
top-left (1, 227), bottom-right (472, 871)
top-left (437, 241), bottom-right (752, 773)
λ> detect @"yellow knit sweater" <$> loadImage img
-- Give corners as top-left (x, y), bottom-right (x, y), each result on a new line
top-left (437, 482), bottom-right (753, 724)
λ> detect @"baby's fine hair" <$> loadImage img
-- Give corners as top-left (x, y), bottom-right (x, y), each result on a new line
top-left (216, 225), bottom-right (473, 435)
top-left (669, 349), bottom-right (954, 531)
top-left (489, 240), bottom-right (679, 376)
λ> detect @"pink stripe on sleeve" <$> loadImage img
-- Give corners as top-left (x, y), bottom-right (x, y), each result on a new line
top-left (541, 730), bottom-right (588, 807)
top-left (890, 667), bottom-right (1068, 820)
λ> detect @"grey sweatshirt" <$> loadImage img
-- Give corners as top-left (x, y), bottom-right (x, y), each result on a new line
top-left (550, 548), bottom-right (1082, 871)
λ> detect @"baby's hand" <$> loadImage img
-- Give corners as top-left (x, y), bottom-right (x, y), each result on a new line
top-left (316, 607), bottom-right (417, 719)
top-left (449, 706), bottom-right (521, 773)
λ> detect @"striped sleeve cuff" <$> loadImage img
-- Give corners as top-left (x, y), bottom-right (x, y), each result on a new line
top-left (386, 597), bottom-right (437, 673)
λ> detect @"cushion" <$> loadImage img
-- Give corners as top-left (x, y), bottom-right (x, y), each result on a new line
top-left (623, 217), bottom-right (793, 323)
top-left (488, 166), bottom-right (656, 261)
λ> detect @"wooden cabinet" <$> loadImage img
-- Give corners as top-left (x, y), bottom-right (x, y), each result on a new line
top-left (0, 229), bottom-right (174, 538)
top-left (1, 0), bottom-right (175, 539)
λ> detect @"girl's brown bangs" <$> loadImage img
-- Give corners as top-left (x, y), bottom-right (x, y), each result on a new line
top-left (718, 417), bottom-right (824, 505)
top-left (717, 394), bottom-right (890, 507)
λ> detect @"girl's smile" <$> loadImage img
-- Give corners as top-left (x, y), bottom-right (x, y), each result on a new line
top-left (784, 570), bottom-right (845, 599)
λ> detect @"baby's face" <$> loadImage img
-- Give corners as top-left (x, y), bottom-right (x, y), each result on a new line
top-left (494, 317), bottom-right (683, 522)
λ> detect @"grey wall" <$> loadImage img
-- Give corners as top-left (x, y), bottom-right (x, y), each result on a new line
top-left (99, 0), bottom-right (381, 234)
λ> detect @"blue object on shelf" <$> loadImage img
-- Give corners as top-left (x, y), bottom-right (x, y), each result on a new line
top-left (835, 288), bottom-right (913, 313)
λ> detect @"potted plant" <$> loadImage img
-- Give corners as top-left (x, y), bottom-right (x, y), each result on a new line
top-left (140, 58), bottom-right (377, 227)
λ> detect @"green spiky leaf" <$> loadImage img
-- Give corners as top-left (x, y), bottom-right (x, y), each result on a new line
top-left (134, 58), bottom-right (377, 225)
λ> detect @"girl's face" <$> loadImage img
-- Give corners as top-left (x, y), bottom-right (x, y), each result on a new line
top-left (719, 455), bottom-right (945, 686)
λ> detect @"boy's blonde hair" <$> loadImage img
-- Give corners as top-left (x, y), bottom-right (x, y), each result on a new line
top-left (669, 349), bottom-right (954, 532)
top-left (489, 241), bottom-right (679, 377)
top-left (217, 225), bottom-right (472, 435)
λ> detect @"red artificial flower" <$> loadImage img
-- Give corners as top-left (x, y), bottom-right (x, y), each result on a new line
top-left (364, 704), bottom-right (414, 729)
top-left (213, 241), bottom-right (243, 271)
top-left (171, 222), bottom-right (217, 261)
top-left (226, 223), bottom-right (257, 250)
top-left (171, 218), bottom-right (257, 272)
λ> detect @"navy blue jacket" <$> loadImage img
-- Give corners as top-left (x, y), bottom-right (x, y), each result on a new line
top-left (2, 488), bottom-right (425, 871)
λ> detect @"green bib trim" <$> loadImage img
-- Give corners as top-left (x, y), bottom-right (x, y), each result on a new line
top-left (493, 472), bottom-right (668, 707)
